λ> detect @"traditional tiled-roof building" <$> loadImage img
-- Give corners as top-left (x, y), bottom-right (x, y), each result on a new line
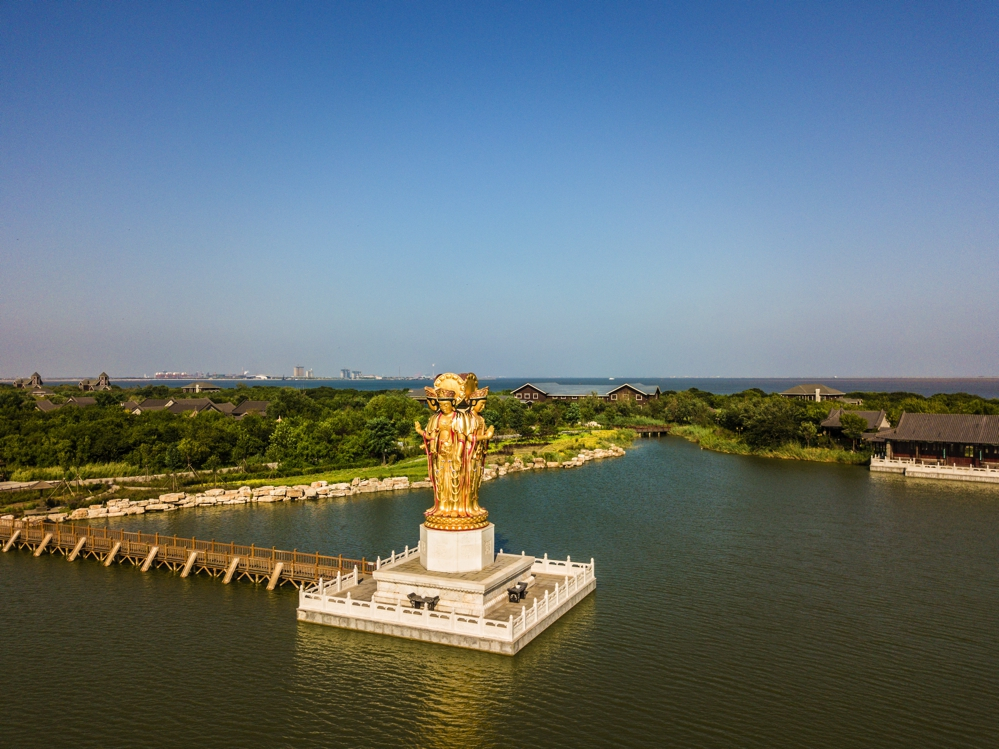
top-left (779, 383), bottom-right (847, 402)
top-left (166, 398), bottom-right (231, 415)
top-left (14, 373), bottom-right (44, 389)
top-left (232, 400), bottom-right (268, 418)
top-left (511, 382), bottom-right (661, 405)
top-left (79, 372), bottom-right (112, 391)
top-left (868, 413), bottom-right (999, 467)
top-left (820, 408), bottom-right (891, 434)
top-left (181, 381), bottom-right (222, 393)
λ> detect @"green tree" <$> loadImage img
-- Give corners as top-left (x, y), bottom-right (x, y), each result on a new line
top-left (577, 394), bottom-right (603, 423)
top-left (177, 436), bottom-right (209, 469)
top-left (799, 421), bottom-right (818, 447)
top-left (94, 391), bottom-right (121, 408)
top-left (365, 417), bottom-right (398, 465)
top-left (742, 398), bottom-right (802, 448)
top-left (535, 404), bottom-right (560, 437)
top-left (663, 391), bottom-right (712, 425)
top-left (507, 399), bottom-right (527, 434)
top-left (839, 413), bottom-right (868, 451)
top-left (204, 454), bottom-right (222, 486)
top-left (565, 403), bottom-right (581, 425)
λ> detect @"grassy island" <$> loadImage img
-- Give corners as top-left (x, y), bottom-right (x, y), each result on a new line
top-left (669, 425), bottom-right (867, 464)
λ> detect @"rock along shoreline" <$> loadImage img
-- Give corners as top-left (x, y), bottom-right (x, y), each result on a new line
top-left (3, 445), bottom-right (626, 524)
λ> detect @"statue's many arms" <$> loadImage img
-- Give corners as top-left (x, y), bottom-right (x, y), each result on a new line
top-left (414, 372), bottom-right (494, 531)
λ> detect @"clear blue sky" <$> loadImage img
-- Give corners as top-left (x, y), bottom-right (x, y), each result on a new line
top-left (2, 2), bottom-right (996, 378)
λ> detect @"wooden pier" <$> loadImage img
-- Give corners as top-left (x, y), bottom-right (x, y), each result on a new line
top-left (0, 519), bottom-right (373, 590)
top-left (631, 425), bottom-right (669, 437)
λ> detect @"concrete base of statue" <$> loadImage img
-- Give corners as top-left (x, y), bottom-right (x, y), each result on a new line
top-left (372, 545), bottom-right (532, 617)
top-left (420, 523), bottom-right (494, 573)
top-left (297, 543), bottom-right (597, 655)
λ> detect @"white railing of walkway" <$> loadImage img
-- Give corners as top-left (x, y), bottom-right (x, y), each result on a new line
top-left (509, 562), bottom-right (595, 639)
top-left (374, 543), bottom-right (423, 570)
top-left (299, 555), bottom-right (595, 643)
top-left (307, 567), bottom-right (360, 596)
top-left (872, 457), bottom-right (999, 474)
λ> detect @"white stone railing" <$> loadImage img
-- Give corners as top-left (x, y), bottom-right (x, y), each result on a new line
top-left (531, 552), bottom-right (594, 576)
top-left (298, 554), bottom-right (595, 643)
top-left (509, 562), bottom-right (595, 638)
top-left (374, 543), bottom-right (423, 570)
top-left (872, 456), bottom-right (999, 473)
top-left (299, 586), bottom-right (517, 640)
top-left (302, 567), bottom-right (360, 596)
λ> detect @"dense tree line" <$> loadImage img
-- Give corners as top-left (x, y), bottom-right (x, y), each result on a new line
top-left (654, 388), bottom-right (999, 449)
top-left (4, 383), bottom-right (996, 474)
top-left (482, 387), bottom-right (999, 450)
top-left (0, 386), bottom-right (426, 475)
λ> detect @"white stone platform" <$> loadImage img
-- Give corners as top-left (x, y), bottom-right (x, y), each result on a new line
top-left (297, 548), bottom-right (596, 655)
top-left (871, 457), bottom-right (999, 484)
top-left (373, 547), bottom-right (533, 616)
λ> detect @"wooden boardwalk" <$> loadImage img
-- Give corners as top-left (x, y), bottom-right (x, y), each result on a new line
top-left (631, 425), bottom-right (669, 437)
top-left (0, 519), bottom-right (374, 590)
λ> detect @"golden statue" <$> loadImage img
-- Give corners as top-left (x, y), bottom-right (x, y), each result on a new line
top-left (415, 372), bottom-right (493, 531)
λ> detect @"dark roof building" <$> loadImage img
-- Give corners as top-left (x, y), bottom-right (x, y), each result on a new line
top-left (820, 409), bottom-right (890, 432)
top-left (131, 398), bottom-right (172, 413)
top-left (181, 381), bottom-right (222, 393)
top-left (868, 413), bottom-right (999, 467)
top-left (79, 373), bottom-right (112, 391)
top-left (35, 399), bottom-right (61, 413)
top-left (166, 398), bottom-right (226, 415)
top-left (511, 382), bottom-right (661, 404)
top-left (125, 397), bottom-right (268, 418)
top-left (779, 383), bottom-right (847, 402)
top-left (233, 400), bottom-right (268, 418)
top-left (63, 396), bottom-right (97, 407)
top-left (14, 373), bottom-right (44, 389)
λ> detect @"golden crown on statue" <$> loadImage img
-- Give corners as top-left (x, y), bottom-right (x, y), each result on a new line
top-left (414, 372), bottom-right (493, 531)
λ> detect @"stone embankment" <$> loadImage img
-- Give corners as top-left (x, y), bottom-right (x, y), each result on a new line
top-left (1, 445), bottom-right (625, 524)
top-left (481, 445), bottom-right (625, 482)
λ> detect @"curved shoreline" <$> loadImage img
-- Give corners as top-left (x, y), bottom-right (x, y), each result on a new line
top-left (4, 446), bottom-right (628, 523)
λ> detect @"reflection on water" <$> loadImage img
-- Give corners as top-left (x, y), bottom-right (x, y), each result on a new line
top-left (2, 438), bottom-right (997, 748)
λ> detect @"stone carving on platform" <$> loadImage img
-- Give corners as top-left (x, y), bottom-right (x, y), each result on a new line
top-left (414, 372), bottom-right (494, 531)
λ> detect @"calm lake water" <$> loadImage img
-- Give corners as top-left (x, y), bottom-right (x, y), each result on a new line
top-left (2, 439), bottom-right (997, 748)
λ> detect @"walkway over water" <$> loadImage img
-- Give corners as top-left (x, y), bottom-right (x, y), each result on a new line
top-left (0, 519), bottom-right (375, 589)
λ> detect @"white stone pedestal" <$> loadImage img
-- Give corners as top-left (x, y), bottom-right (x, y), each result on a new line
top-left (420, 523), bottom-right (494, 573)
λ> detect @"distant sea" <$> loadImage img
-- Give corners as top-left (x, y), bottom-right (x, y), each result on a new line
top-left (38, 377), bottom-right (999, 399)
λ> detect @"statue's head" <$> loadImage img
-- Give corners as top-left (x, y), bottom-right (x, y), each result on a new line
top-left (439, 399), bottom-right (454, 414)
top-left (433, 372), bottom-right (480, 412)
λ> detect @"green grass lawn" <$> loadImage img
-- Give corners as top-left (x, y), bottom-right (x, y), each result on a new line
top-left (11, 462), bottom-right (144, 482)
top-left (241, 456), bottom-right (430, 488)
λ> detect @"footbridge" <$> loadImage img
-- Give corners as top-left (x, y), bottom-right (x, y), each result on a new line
top-left (0, 518), bottom-right (374, 589)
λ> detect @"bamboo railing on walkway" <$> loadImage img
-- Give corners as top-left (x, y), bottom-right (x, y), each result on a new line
top-left (0, 519), bottom-right (373, 589)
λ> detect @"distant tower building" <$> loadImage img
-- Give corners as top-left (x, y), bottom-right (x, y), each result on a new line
top-left (306, 369), bottom-right (314, 379)
top-left (340, 368), bottom-right (351, 379)
top-left (351, 370), bottom-right (362, 380)
top-left (294, 366), bottom-right (305, 378)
